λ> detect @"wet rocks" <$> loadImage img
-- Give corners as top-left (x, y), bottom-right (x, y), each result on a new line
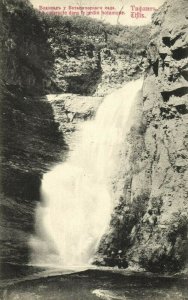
top-left (46, 94), bottom-right (103, 148)
top-left (52, 53), bottom-right (102, 95)
top-left (94, 49), bottom-right (144, 96)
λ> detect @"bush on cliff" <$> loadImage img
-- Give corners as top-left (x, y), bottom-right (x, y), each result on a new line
top-left (1, 0), bottom-right (54, 94)
top-left (139, 212), bottom-right (188, 273)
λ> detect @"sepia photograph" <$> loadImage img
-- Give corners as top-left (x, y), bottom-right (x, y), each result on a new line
top-left (0, 0), bottom-right (188, 298)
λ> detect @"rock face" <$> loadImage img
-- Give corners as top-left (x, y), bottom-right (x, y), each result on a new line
top-left (0, 0), bottom-right (54, 95)
top-left (97, 0), bottom-right (188, 273)
top-left (52, 47), bottom-right (145, 97)
top-left (52, 52), bottom-right (102, 95)
top-left (0, 0), bottom-right (66, 266)
top-left (46, 18), bottom-right (150, 96)
top-left (1, 0), bottom-right (148, 96)
top-left (47, 94), bottom-right (103, 148)
top-left (0, 87), bottom-right (66, 265)
top-left (94, 49), bottom-right (145, 96)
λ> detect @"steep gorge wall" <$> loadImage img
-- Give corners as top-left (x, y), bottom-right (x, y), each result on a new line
top-left (137, 0), bottom-right (188, 272)
top-left (0, 90), bottom-right (65, 266)
top-left (0, 0), bottom-right (66, 267)
top-left (97, 0), bottom-right (188, 273)
top-left (0, 0), bottom-right (54, 95)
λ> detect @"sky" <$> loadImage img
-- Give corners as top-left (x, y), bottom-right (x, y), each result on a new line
top-left (30, 0), bottom-right (166, 26)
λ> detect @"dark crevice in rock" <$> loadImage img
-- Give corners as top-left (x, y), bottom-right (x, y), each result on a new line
top-left (162, 36), bottom-right (171, 47)
top-left (148, 59), bottom-right (159, 76)
top-left (153, 59), bottom-right (159, 76)
top-left (176, 104), bottom-right (188, 114)
top-left (181, 70), bottom-right (188, 81)
top-left (160, 104), bottom-right (188, 119)
top-left (160, 53), bottom-right (167, 61)
top-left (160, 107), bottom-right (176, 119)
top-left (172, 47), bottom-right (188, 60)
top-left (161, 87), bottom-right (188, 101)
top-left (163, 131), bottom-right (176, 169)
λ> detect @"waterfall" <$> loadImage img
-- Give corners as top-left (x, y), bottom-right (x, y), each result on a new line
top-left (30, 79), bottom-right (143, 268)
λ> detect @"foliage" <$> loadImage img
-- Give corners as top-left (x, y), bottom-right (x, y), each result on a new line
top-left (167, 211), bottom-right (188, 245)
top-left (106, 25), bottom-right (150, 56)
top-left (1, 0), bottom-right (54, 94)
top-left (43, 14), bottom-right (151, 58)
top-left (139, 211), bottom-right (188, 273)
top-left (1, 0), bottom-right (151, 93)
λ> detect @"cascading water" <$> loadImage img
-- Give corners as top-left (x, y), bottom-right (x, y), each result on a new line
top-left (30, 79), bottom-right (143, 268)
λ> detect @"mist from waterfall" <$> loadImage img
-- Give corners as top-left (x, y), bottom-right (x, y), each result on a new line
top-left (30, 79), bottom-right (143, 268)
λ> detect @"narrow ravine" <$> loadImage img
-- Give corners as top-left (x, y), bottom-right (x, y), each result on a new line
top-left (30, 79), bottom-right (143, 268)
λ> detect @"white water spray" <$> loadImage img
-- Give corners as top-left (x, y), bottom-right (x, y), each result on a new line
top-left (30, 79), bottom-right (143, 268)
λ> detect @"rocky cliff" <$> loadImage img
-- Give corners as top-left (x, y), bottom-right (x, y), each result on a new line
top-left (96, 0), bottom-right (188, 273)
top-left (0, 0), bottom-right (65, 268)
top-left (1, 0), bottom-right (187, 275)
top-left (0, 0), bottom-right (54, 95)
top-left (0, 91), bottom-right (65, 268)
top-left (47, 18), bottom-right (150, 95)
top-left (1, 0), bottom-right (149, 96)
